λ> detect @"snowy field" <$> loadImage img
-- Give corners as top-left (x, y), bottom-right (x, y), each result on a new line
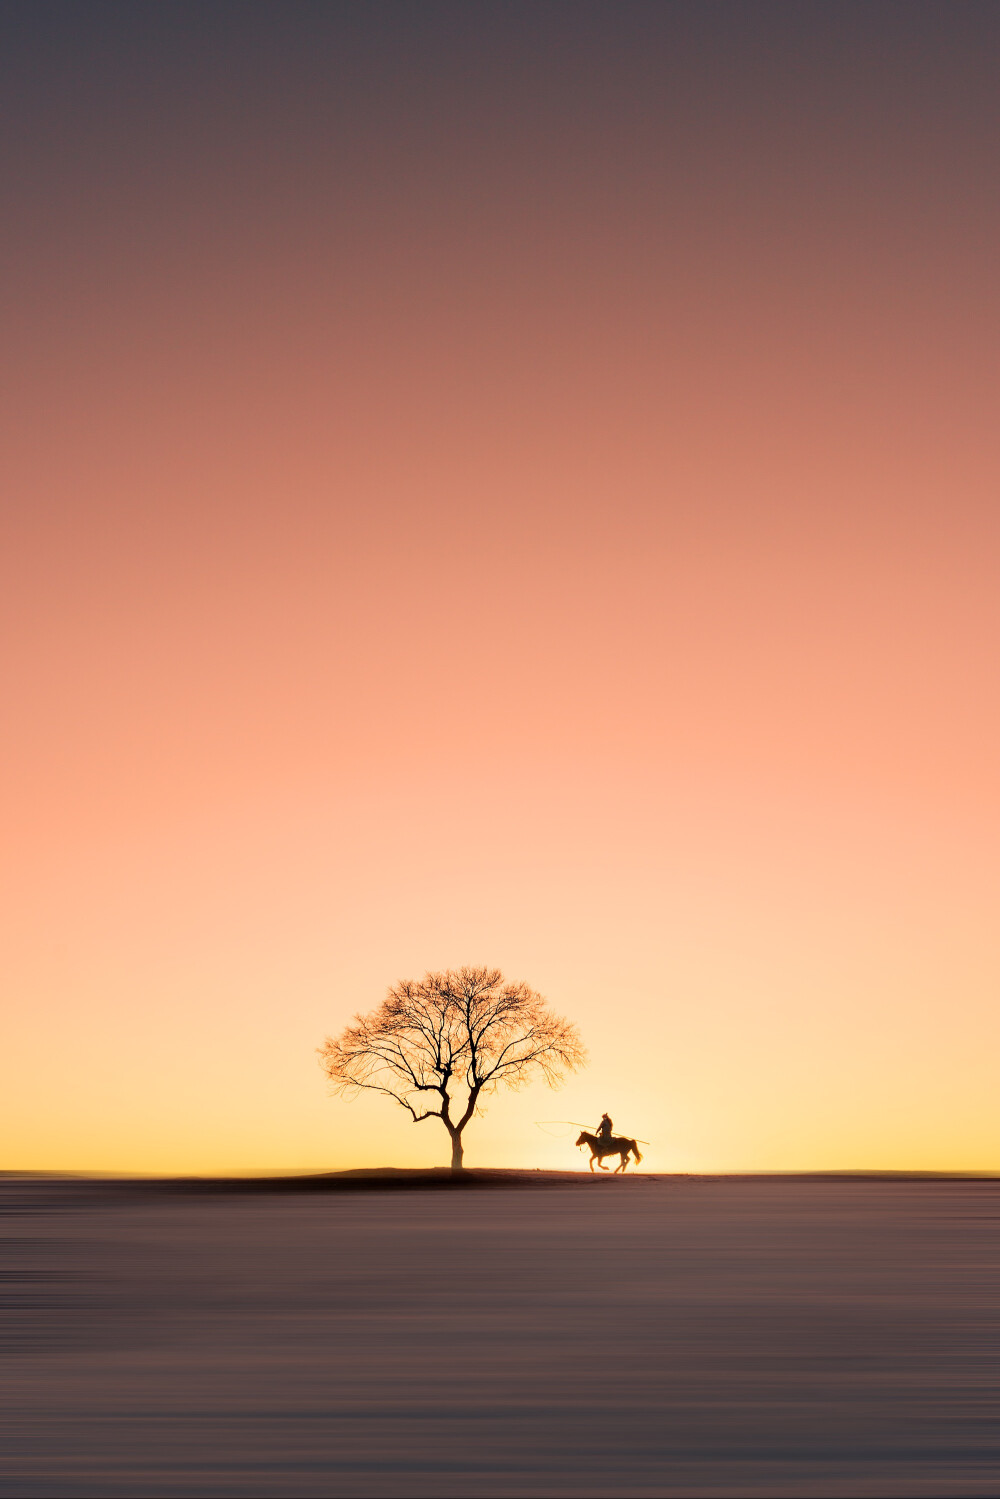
top-left (2, 1173), bottom-right (999, 1497)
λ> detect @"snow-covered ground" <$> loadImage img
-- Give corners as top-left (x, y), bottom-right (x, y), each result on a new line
top-left (3, 1174), bottom-right (999, 1496)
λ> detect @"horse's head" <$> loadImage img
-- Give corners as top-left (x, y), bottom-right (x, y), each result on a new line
top-left (575, 1131), bottom-right (589, 1147)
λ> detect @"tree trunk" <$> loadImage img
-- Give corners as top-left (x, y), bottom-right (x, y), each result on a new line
top-left (450, 1132), bottom-right (464, 1173)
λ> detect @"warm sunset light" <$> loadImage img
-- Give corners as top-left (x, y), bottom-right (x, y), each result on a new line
top-left (7, 10), bottom-right (1000, 1498)
top-left (3, 2), bottom-right (998, 1180)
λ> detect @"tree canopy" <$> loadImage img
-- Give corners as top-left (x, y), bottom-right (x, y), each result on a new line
top-left (318, 966), bottom-right (586, 1170)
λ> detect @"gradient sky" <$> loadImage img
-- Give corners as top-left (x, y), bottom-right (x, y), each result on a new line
top-left (3, 1), bottom-right (999, 1173)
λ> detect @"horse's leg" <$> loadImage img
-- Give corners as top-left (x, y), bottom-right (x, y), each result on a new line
top-left (589, 1152), bottom-right (596, 1172)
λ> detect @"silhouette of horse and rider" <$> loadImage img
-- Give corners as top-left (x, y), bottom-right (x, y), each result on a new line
top-left (576, 1112), bottom-right (643, 1173)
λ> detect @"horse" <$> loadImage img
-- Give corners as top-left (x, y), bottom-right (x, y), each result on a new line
top-left (575, 1130), bottom-right (643, 1173)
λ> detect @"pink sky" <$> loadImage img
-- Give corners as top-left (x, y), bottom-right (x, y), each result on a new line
top-left (3, 5), bottom-right (999, 1171)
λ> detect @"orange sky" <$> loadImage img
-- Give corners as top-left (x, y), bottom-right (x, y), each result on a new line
top-left (3, 3), bottom-right (999, 1172)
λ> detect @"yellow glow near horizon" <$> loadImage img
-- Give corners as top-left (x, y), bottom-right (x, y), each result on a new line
top-left (4, 772), bottom-right (998, 1174)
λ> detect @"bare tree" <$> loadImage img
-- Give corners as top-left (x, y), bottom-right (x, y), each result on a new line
top-left (318, 966), bottom-right (586, 1171)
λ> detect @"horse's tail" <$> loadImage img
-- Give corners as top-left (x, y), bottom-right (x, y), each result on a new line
top-left (631, 1140), bottom-right (643, 1164)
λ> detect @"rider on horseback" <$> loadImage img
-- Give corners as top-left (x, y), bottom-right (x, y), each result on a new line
top-left (575, 1113), bottom-right (641, 1172)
